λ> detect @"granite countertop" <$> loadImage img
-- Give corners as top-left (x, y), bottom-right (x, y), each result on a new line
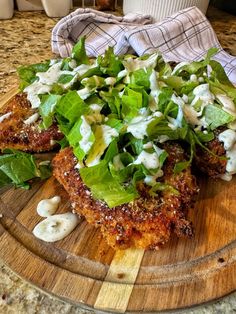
top-left (0, 5), bottom-right (236, 314)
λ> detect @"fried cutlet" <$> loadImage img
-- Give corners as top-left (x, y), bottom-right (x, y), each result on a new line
top-left (194, 131), bottom-right (227, 177)
top-left (52, 144), bottom-right (198, 250)
top-left (0, 93), bottom-right (63, 152)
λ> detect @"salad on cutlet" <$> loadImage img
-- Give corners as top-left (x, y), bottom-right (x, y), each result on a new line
top-left (1, 37), bottom-right (236, 208)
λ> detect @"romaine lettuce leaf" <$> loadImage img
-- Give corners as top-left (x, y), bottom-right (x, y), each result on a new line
top-left (56, 90), bottom-right (89, 124)
top-left (97, 46), bottom-right (123, 76)
top-left (121, 88), bottom-right (143, 119)
top-left (17, 61), bottom-right (50, 90)
top-left (204, 103), bottom-right (235, 130)
top-left (79, 160), bottom-right (137, 207)
top-left (39, 94), bottom-right (61, 129)
top-left (72, 36), bottom-right (89, 65)
top-left (0, 150), bottom-right (51, 188)
top-left (130, 68), bottom-right (151, 90)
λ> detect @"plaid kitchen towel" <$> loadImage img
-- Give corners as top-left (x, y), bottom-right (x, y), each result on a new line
top-left (51, 6), bottom-right (236, 83)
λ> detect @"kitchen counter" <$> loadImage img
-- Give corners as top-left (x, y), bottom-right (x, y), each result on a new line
top-left (0, 5), bottom-right (236, 314)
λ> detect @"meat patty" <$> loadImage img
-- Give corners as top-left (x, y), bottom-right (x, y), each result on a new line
top-left (0, 93), bottom-right (63, 152)
top-left (52, 144), bottom-right (199, 250)
top-left (194, 131), bottom-right (227, 177)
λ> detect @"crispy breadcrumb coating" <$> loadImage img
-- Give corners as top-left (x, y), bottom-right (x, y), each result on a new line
top-left (194, 130), bottom-right (227, 177)
top-left (0, 93), bottom-right (63, 152)
top-left (52, 143), bottom-right (198, 250)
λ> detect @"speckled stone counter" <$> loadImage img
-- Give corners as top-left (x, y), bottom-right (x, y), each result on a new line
top-left (0, 5), bottom-right (236, 314)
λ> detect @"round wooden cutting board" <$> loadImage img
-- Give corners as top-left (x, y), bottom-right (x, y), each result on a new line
top-left (0, 90), bottom-right (236, 313)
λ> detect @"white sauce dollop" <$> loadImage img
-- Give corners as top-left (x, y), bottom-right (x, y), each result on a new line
top-left (24, 113), bottom-right (39, 125)
top-left (105, 77), bottom-right (116, 86)
top-left (33, 213), bottom-right (78, 242)
top-left (133, 151), bottom-right (159, 169)
top-left (218, 129), bottom-right (236, 181)
top-left (0, 112), bottom-right (12, 123)
top-left (79, 116), bottom-right (93, 154)
top-left (216, 94), bottom-right (236, 117)
top-left (218, 129), bottom-right (236, 151)
top-left (37, 196), bottom-right (61, 217)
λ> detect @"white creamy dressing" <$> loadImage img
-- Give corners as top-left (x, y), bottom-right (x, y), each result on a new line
top-left (0, 112), bottom-right (12, 123)
top-left (133, 151), bottom-right (159, 169)
top-left (153, 144), bottom-right (165, 157)
top-left (218, 129), bottom-right (236, 150)
top-left (144, 169), bottom-right (164, 186)
top-left (170, 94), bottom-right (184, 128)
top-left (37, 196), bottom-right (61, 217)
top-left (191, 84), bottom-right (214, 108)
top-left (218, 129), bottom-right (236, 181)
top-left (73, 63), bottom-right (96, 76)
top-left (182, 94), bottom-right (188, 103)
top-left (33, 213), bottom-right (78, 242)
top-left (225, 144), bottom-right (236, 175)
top-left (23, 112), bottom-right (39, 125)
top-left (37, 62), bottom-right (64, 85)
top-left (79, 116), bottom-right (94, 154)
top-left (127, 111), bottom-right (162, 140)
top-left (190, 74), bottom-right (198, 82)
top-left (182, 83), bottom-right (215, 127)
top-left (105, 77), bottom-right (116, 86)
top-left (149, 69), bottom-right (161, 111)
top-left (183, 105), bottom-right (200, 126)
top-left (24, 62), bottom-right (64, 108)
top-left (24, 60), bottom-right (97, 108)
top-left (86, 125), bottom-right (119, 167)
top-left (158, 135), bottom-right (170, 143)
top-left (117, 69), bottom-right (128, 79)
top-left (74, 160), bottom-right (85, 169)
top-left (127, 116), bottom-right (151, 139)
top-left (123, 53), bottom-right (159, 73)
top-left (143, 141), bottom-right (153, 149)
top-left (24, 82), bottom-right (51, 108)
top-left (171, 61), bottom-right (190, 75)
top-left (77, 87), bottom-right (91, 100)
top-left (216, 94), bottom-right (236, 117)
top-left (89, 104), bottom-right (102, 113)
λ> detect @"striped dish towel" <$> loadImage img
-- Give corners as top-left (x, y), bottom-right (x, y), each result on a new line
top-left (51, 6), bottom-right (236, 83)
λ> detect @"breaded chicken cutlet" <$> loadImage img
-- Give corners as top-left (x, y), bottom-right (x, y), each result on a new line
top-left (52, 143), bottom-right (198, 250)
top-left (194, 130), bottom-right (227, 177)
top-left (0, 93), bottom-right (63, 152)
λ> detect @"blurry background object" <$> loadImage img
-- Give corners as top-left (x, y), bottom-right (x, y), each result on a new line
top-left (123, 0), bottom-right (210, 22)
top-left (210, 0), bottom-right (236, 15)
top-left (41, 0), bottom-right (71, 17)
top-left (96, 0), bottom-right (116, 11)
top-left (0, 0), bottom-right (14, 19)
top-left (16, 0), bottom-right (44, 11)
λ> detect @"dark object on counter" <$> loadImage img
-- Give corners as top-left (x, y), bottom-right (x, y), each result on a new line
top-left (210, 0), bottom-right (236, 15)
top-left (96, 0), bottom-right (115, 11)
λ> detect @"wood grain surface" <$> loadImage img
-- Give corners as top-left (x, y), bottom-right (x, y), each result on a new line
top-left (0, 91), bottom-right (236, 313)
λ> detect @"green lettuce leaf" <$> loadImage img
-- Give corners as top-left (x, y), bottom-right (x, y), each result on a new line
top-left (0, 150), bottom-right (51, 188)
top-left (130, 68), bottom-right (151, 90)
top-left (56, 90), bottom-right (89, 124)
top-left (97, 46), bottom-right (123, 76)
top-left (79, 160), bottom-right (137, 207)
top-left (72, 36), bottom-right (89, 65)
top-left (121, 88), bottom-right (143, 119)
top-left (17, 61), bottom-right (50, 90)
top-left (39, 94), bottom-right (61, 129)
top-left (204, 103), bottom-right (235, 130)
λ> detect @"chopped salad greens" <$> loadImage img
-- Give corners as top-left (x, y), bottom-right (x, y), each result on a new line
top-left (0, 150), bottom-right (51, 189)
top-left (2, 37), bottom-right (236, 206)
